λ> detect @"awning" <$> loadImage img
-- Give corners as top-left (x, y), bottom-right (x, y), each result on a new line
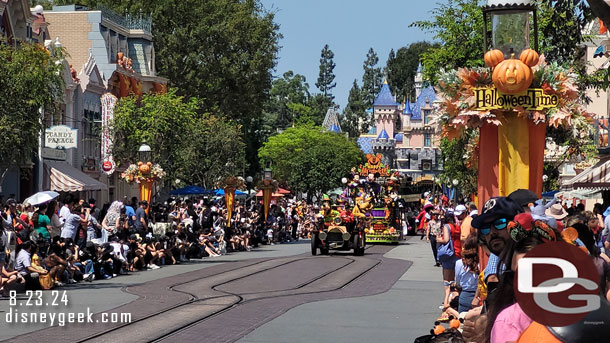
top-left (44, 161), bottom-right (107, 192)
top-left (562, 156), bottom-right (610, 190)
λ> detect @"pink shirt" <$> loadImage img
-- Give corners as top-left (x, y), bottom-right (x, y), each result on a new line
top-left (491, 303), bottom-right (533, 343)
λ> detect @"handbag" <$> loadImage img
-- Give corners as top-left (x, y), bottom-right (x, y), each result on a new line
top-left (437, 224), bottom-right (455, 262)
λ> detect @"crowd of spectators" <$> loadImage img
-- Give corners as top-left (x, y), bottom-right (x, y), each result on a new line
top-left (416, 190), bottom-right (610, 342)
top-left (0, 194), bottom-right (318, 293)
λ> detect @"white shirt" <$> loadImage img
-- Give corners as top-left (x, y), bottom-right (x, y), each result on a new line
top-left (59, 205), bottom-right (71, 223)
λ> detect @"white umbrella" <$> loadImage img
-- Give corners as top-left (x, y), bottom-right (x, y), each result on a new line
top-left (23, 191), bottom-right (60, 206)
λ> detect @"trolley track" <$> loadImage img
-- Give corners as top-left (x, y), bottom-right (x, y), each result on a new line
top-left (8, 243), bottom-right (411, 343)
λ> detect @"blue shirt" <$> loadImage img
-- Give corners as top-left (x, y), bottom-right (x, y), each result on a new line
top-left (484, 253), bottom-right (506, 282)
top-left (125, 206), bottom-right (136, 226)
top-left (455, 259), bottom-right (477, 292)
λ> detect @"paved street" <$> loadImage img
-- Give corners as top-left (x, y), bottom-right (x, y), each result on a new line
top-left (1, 236), bottom-right (442, 343)
top-left (239, 236), bottom-right (444, 343)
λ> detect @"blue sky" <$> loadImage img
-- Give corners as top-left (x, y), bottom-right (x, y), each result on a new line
top-left (260, 0), bottom-right (443, 109)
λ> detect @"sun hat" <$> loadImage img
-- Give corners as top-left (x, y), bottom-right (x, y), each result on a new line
top-left (454, 204), bottom-right (467, 215)
top-left (545, 203), bottom-right (568, 220)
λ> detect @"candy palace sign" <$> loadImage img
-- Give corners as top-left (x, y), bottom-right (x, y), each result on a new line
top-left (473, 87), bottom-right (559, 111)
top-left (45, 125), bottom-right (77, 149)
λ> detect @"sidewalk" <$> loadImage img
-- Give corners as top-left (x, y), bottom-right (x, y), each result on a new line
top-left (239, 236), bottom-right (445, 343)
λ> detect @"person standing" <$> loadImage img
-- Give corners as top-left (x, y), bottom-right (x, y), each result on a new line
top-left (425, 210), bottom-right (442, 267)
top-left (135, 201), bottom-right (149, 235)
top-left (61, 205), bottom-right (90, 241)
top-left (123, 197), bottom-right (136, 227)
top-left (59, 198), bottom-right (73, 224)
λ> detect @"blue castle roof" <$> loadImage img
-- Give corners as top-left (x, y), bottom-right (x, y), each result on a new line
top-left (357, 136), bottom-right (374, 154)
top-left (394, 133), bottom-right (403, 142)
top-left (373, 82), bottom-right (397, 107)
top-left (411, 86), bottom-right (437, 120)
top-left (329, 124), bottom-right (341, 133)
top-left (377, 128), bottom-right (389, 139)
top-left (403, 98), bottom-right (412, 115)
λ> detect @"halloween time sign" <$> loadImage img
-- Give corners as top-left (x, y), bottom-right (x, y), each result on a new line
top-left (473, 87), bottom-right (559, 111)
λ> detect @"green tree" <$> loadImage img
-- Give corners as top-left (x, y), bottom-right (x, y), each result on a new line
top-left (0, 40), bottom-right (64, 185)
top-left (307, 93), bottom-right (334, 126)
top-left (438, 132), bottom-right (478, 197)
top-left (264, 71), bottom-right (311, 129)
top-left (411, 0), bottom-right (484, 84)
top-left (52, 0), bottom-right (281, 123)
top-left (341, 79), bottom-right (368, 137)
top-left (179, 116), bottom-right (246, 188)
top-left (316, 44), bottom-right (337, 101)
top-left (386, 42), bottom-right (439, 101)
top-left (259, 125), bottom-right (364, 199)
top-left (362, 47), bottom-right (383, 108)
top-left (110, 90), bottom-right (245, 187)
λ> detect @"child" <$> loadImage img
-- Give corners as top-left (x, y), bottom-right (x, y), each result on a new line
top-left (266, 226), bottom-right (274, 245)
top-left (438, 284), bottom-right (460, 321)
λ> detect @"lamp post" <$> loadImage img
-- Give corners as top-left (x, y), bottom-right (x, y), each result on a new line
top-left (262, 168), bottom-right (274, 221)
top-left (137, 142), bottom-right (153, 213)
top-left (452, 179), bottom-right (459, 203)
top-left (482, 0), bottom-right (538, 56)
top-left (246, 176), bottom-right (253, 197)
top-left (138, 142), bottom-right (152, 163)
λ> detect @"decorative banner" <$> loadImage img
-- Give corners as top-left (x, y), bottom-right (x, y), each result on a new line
top-left (225, 187), bottom-right (235, 226)
top-left (45, 125), bottom-right (78, 149)
top-left (358, 153), bottom-right (391, 177)
top-left (473, 87), bottom-right (559, 111)
top-left (139, 180), bottom-right (153, 214)
top-left (101, 92), bottom-right (118, 175)
top-left (263, 188), bottom-right (272, 221)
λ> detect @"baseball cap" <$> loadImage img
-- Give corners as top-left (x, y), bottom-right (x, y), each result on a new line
top-left (5, 198), bottom-right (16, 206)
top-left (454, 205), bottom-right (467, 215)
top-left (507, 189), bottom-right (539, 208)
top-left (472, 197), bottom-right (523, 229)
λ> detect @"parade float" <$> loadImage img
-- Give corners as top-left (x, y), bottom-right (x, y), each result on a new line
top-left (347, 153), bottom-right (401, 244)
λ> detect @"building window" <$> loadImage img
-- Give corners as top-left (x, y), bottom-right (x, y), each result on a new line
top-left (424, 109), bottom-right (431, 125)
top-left (424, 133), bottom-right (431, 147)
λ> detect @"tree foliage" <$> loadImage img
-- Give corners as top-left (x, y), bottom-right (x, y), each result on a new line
top-left (264, 71), bottom-right (312, 129)
top-left (0, 40), bottom-right (64, 180)
top-left (438, 132), bottom-right (478, 198)
top-left (386, 42), bottom-right (439, 101)
top-left (411, 0), bottom-right (485, 84)
top-left (341, 79), bottom-right (368, 138)
top-left (259, 125), bottom-right (364, 197)
top-left (110, 90), bottom-right (245, 187)
top-left (316, 44), bottom-right (337, 101)
top-left (361, 48), bottom-right (384, 108)
top-left (51, 0), bottom-right (280, 123)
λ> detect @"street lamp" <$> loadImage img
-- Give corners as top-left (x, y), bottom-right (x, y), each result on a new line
top-left (542, 174), bottom-right (548, 182)
top-left (138, 142), bottom-right (152, 162)
top-left (246, 176), bottom-right (253, 196)
top-left (264, 168), bottom-right (272, 180)
top-left (482, 0), bottom-right (538, 57)
top-left (452, 179), bottom-right (459, 187)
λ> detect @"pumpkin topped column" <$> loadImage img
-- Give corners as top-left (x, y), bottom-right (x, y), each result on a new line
top-left (477, 0), bottom-right (544, 208)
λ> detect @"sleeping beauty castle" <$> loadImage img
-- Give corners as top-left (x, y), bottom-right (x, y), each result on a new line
top-left (356, 66), bottom-right (443, 182)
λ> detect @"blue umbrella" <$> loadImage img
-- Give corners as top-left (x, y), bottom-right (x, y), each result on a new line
top-left (214, 189), bottom-right (247, 196)
top-left (170, 185), bottom-right (210, 195)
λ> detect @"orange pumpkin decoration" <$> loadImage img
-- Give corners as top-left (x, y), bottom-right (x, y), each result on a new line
top-left (492, 58), bottom-right (533, 94)
top-left (139, 164), bottom-right (151, 174)
top-left (484, 49), bottom-right (504, 68)
top-left (520, 49), bottom-right (539, 67)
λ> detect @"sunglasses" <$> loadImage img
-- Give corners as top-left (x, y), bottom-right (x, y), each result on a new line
top-left (480, 218), bottom-right (508, 236)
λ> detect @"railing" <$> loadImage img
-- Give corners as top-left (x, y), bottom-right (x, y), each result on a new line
top-left (98, 5), bottom-right (152, 34)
